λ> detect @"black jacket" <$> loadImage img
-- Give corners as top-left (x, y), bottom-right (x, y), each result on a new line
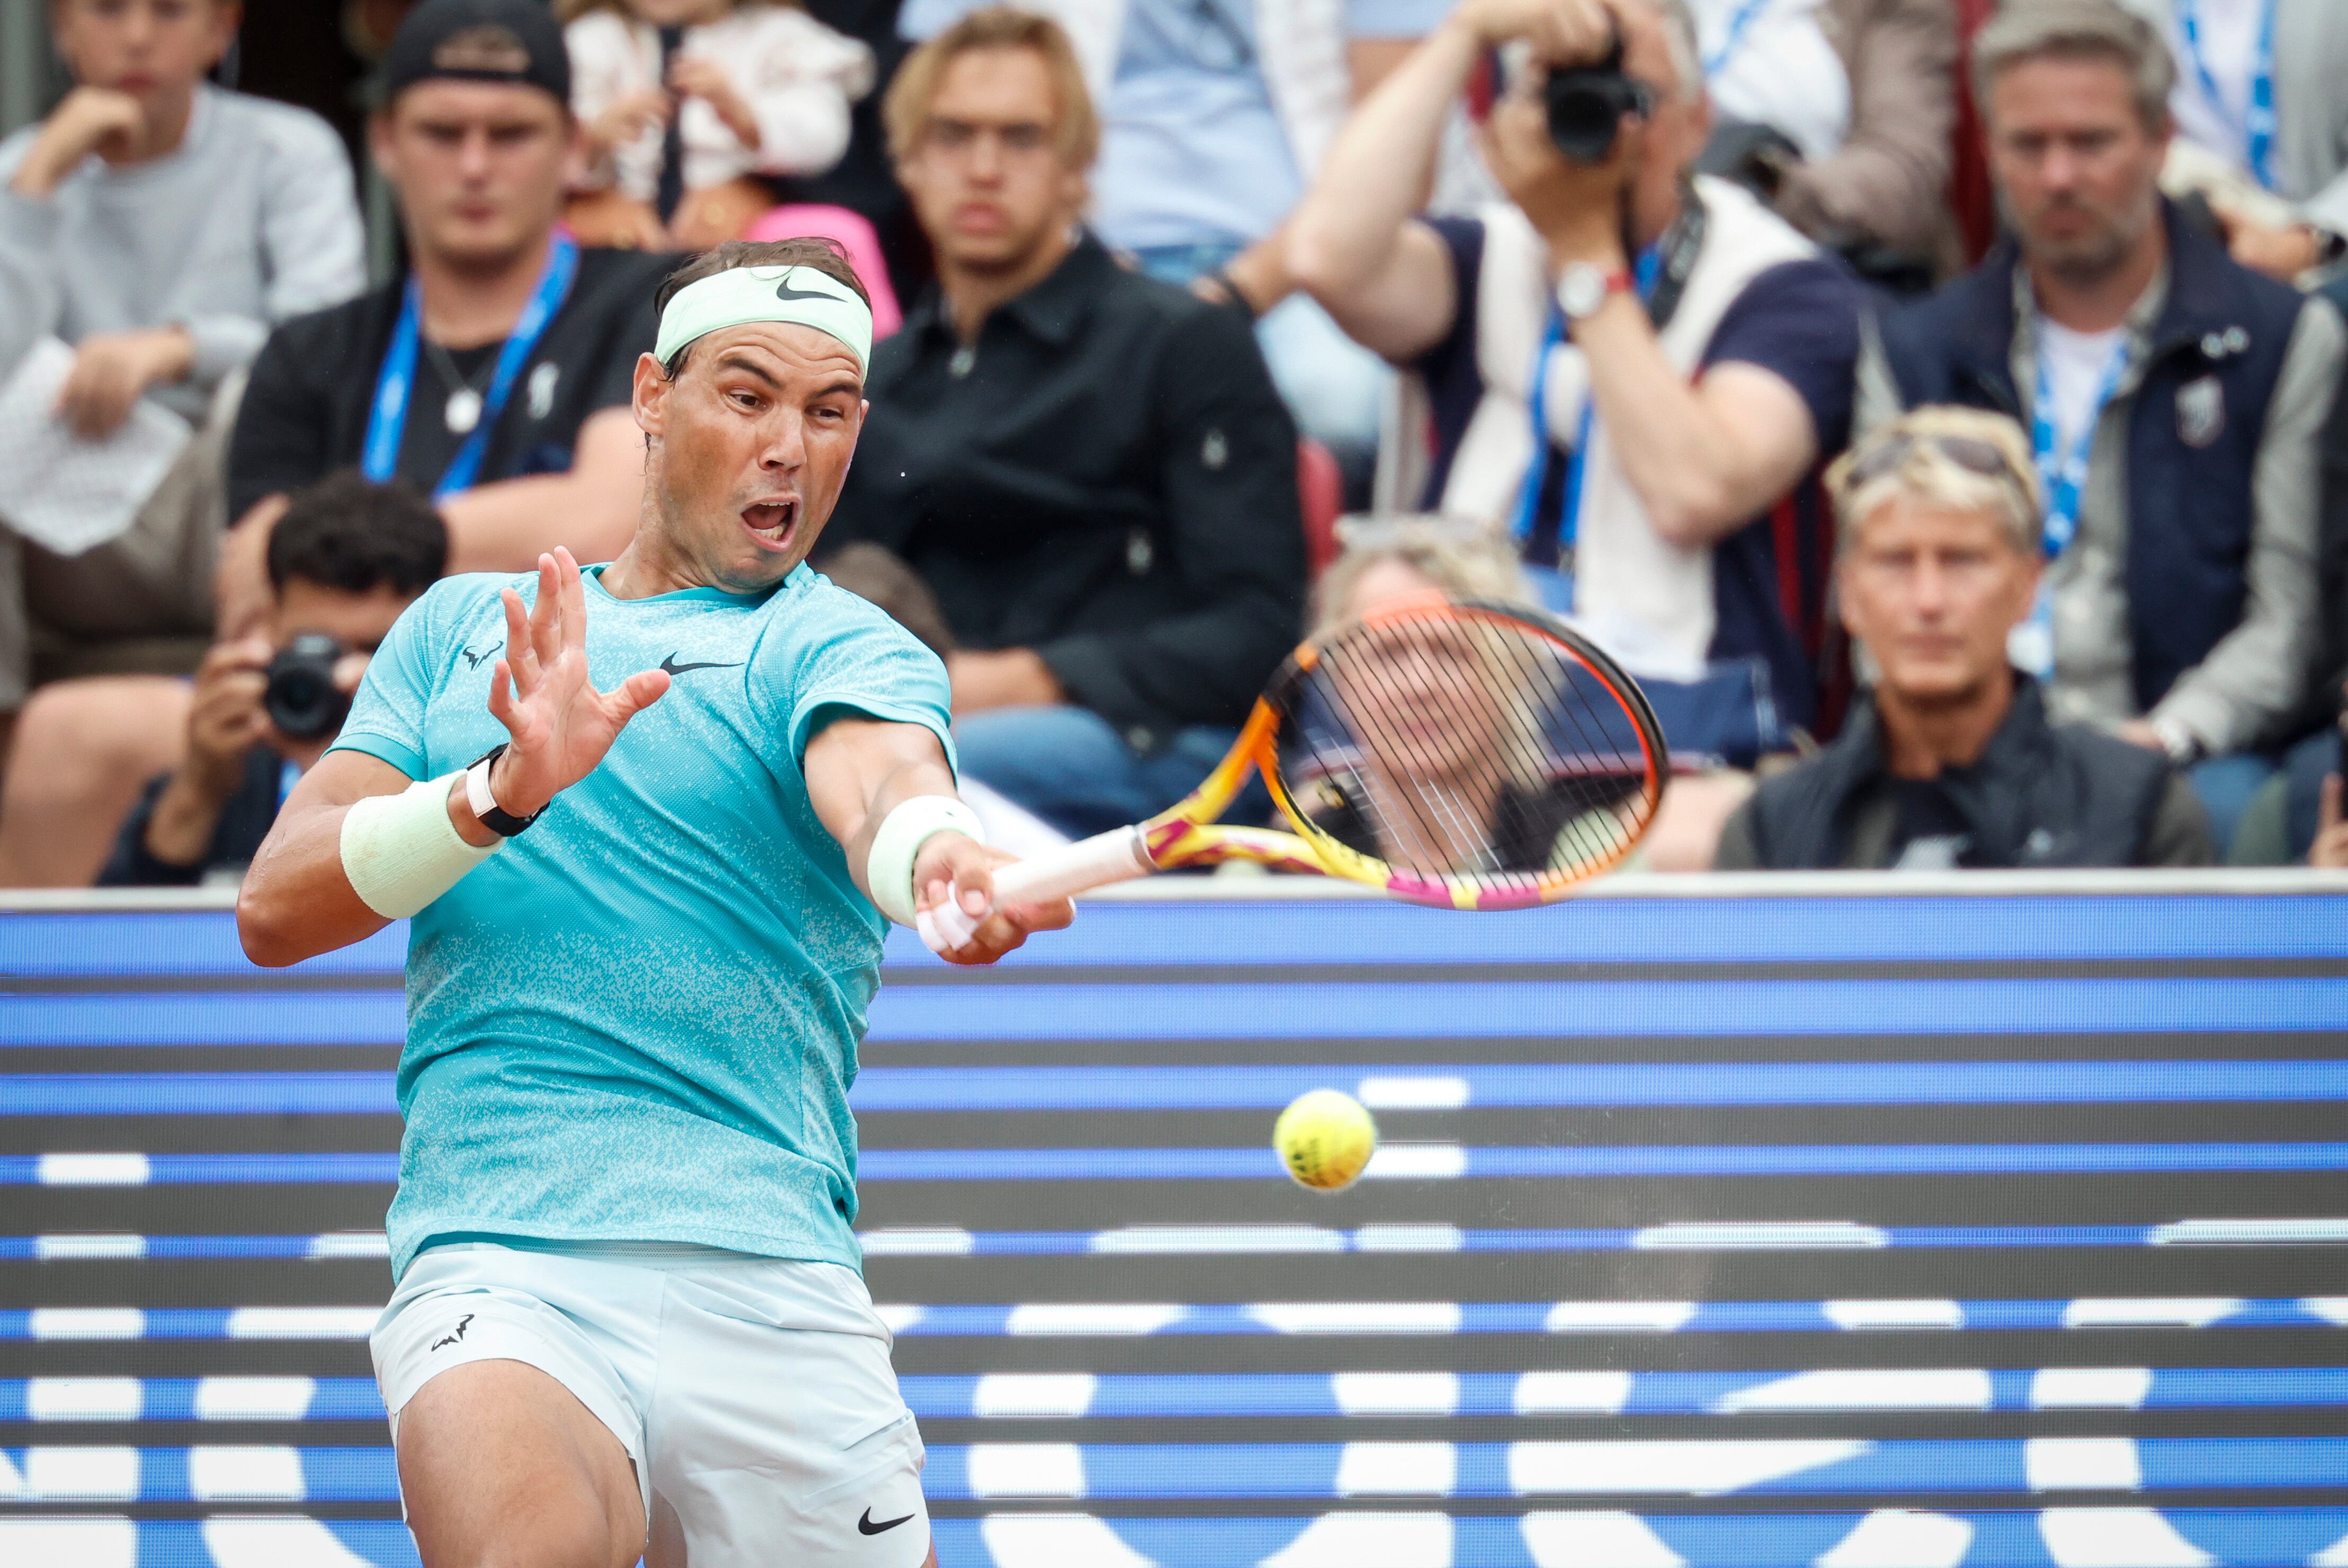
top-left (826, 235), bottom-right (1305, 748)
top-left (1720, 679), bottom-right (2212, 870)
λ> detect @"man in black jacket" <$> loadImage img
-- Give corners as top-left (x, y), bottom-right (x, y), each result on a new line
top-left (99, 474), bottom-right (446, 886)
top-left (1716, 408), bottom-right (2210, 871)
top-left (820, 8), bottom-right (1304, 837)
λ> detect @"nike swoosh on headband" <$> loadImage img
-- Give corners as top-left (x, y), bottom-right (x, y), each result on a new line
top-left (654, 264), bottom-right (875, 369)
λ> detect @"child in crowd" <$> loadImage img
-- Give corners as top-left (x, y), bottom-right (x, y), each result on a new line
top-left (561, 0), bottom-right (875, 250)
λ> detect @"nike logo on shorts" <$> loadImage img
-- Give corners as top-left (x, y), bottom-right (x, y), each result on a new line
top-left (659, 653), bottom-right (745, 678)
top-left (857, 1507), bottom-right (914, 1536)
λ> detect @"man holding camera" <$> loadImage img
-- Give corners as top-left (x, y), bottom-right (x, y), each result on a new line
top-left (98, 473), bottom-right (447, 886)
top-left (1288, 0), bottom-right (1862, 783)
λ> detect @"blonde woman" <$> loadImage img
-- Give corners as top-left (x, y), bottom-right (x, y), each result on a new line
top-left (561, 0), bottom-right (874, 250)
top-left (1300, 515), bottom-right (1655, 878)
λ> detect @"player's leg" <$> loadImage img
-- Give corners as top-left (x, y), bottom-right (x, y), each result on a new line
top-left (396, 1358), bottom-right (645, 1568)
top-left (646, 1263), bottom-right (933, 1568)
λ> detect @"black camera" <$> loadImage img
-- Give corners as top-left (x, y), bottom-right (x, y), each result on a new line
top-left (264, 633), bottom-right (353, 741)
top-left (1543, 37), bottom-right (1656, 163)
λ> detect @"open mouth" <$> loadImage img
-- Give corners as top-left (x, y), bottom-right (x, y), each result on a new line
top-left (742, 500), bottom-right (799, 552)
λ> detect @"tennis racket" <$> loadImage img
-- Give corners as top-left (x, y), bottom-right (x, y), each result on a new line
top-left (989, 596), bottom-right (1668, 912)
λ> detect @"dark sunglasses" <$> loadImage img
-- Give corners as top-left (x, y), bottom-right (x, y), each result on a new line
top-left (1846, 432), bottom-right (2025, 491)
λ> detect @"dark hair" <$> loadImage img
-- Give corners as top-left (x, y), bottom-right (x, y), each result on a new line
top-left (266, 471), bottom-right (450, 597)
top-left (654, 237), bottom-right (872, 376)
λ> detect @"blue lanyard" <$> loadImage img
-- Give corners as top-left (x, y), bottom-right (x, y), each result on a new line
top-left (1702, 0), bottom-right (1777, 78)
top-left (2030, 330), bottom-right (2131, 559)
top-left (2178, 0), bottom-right (2279, 190)
top-left (362, 234), bottom-right (579, 500)
top-left (1510, 246), bottom-right (1666, 556)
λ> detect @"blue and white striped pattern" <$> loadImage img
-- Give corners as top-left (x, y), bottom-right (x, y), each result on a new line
top-left (8, 976), bottom-right (2348, 1046)
top-left (11, 1509), bottom-right (2348, 1568)
top-left (21, 1438), bottom-right (2348, 1502)
top-left (12, 1369), bottom-right (2348, 1424)
top-left (21, 1059), bottom-right (2348, 1115)
top-left (23, 1142), bottom-right (2348, 1183)
top-left (16, 1217), bottom-right (2348, 1262)
top-left (9, 896), bottom-right (2348, 974)
top-left (6, 1297), bottom-right (2343, 1342)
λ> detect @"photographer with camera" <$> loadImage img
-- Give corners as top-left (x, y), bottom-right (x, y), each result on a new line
top-left (1287, 0), bottom-right (1862, 813)
top-left (97, 473), bottom-right (446, 886)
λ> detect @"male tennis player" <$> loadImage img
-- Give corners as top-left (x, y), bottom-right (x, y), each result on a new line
top-left (237, 237), bottom-right (1070, 1567)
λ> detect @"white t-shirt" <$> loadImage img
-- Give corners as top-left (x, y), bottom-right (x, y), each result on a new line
top-left (2036, 318), bottom-right (2132, 472)
top-left (1692, 0), bottom-right (1853, 164)
top-left (2163, 0), bottom-right (2269, 175)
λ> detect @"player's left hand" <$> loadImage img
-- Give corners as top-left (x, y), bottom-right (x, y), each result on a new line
top-left (913, 834), bottom-right (1074, 965)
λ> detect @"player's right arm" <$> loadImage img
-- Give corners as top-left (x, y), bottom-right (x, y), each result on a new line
top-left (236, 750), bottom-right (467, 965)
top-left (238, 548), bottom-right (668, 967)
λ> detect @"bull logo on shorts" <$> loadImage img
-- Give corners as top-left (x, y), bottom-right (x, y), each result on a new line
top-left (430, 1313), bottom-right (475, 1352)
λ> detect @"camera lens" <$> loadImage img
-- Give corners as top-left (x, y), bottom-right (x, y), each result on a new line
top-left (264, 634), bottom-right (353, 741)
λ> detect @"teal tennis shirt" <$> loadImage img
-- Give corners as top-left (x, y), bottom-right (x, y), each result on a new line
top-left (329, 563), bottom-right (954, 1280)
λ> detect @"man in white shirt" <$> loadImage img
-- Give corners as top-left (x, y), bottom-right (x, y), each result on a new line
top-left (1864, 0), bottom-right (2345, 853)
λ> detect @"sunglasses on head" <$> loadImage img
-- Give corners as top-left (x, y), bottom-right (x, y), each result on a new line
top-left (1846, 432), bottom-right (2024, 490)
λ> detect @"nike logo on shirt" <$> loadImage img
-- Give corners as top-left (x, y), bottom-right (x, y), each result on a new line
top-left (857, 1508), bottom-right (915, 1536)
top-left (659, 654), bottom-right (746, 678)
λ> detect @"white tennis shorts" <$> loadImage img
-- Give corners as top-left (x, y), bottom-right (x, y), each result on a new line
top-left (371, 1240), bottom-right (929, 1566)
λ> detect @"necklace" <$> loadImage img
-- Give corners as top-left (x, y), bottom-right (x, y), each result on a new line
top-left (423, 338), bottom-right (495, 435)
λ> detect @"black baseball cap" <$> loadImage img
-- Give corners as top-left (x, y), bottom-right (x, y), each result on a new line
top-left (378, 0), bottom-right (571, 108)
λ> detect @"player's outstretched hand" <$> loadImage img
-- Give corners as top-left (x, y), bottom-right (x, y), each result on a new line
top-left (913, 833), bottom-right (1074, 966)
top-left (484, 548), bottom-right (671, 817)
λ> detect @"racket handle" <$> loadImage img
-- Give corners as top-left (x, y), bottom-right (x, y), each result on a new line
top-left (991, 825), bottom-right (1154, 904)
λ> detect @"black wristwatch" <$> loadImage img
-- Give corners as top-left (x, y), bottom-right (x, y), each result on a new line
top-left (463, 744), bottom-right (545, 837)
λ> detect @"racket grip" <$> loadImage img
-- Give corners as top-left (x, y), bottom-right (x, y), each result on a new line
top-left (990, 825), bottom-right (1154, 904)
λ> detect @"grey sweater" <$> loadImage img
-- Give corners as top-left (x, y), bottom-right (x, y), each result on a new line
top-left (0, 86), bottom-right (364, 424)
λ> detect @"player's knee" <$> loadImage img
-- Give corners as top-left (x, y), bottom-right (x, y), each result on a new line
top-left (424, 1544), bottom-right (586, 1568)
top-left (416, 1514), bottom-right (634, 1568)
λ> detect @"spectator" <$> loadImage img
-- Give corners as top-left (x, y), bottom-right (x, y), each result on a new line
top-left (1862, 0), bottom-right (2344, 853)
top-left (222, 0), bottom-right (678, 636)
top-left (1313, 514), bottom-right (1536, 630)
top-left (97, 474), bottom-right (448, 886)
top-left (1716, 408), bottom-right (2214, 870)
top-left (1288, 0), bottom-right (1865, 770)
top-left (561, 0), bottom-right (877, 251)
top-left (0, 0), bottom-right (364, 734)
top-left (2115, 0), bottom-right (2348, 283)
top-left (822, 7), bottom-right (1305, 838)
top-left (898, 0), bottom-right (1441, 467)
top-left (2311, 734), bottom-right (2348, 867)
top-left (1695, 0), bottom-right (1959, 284)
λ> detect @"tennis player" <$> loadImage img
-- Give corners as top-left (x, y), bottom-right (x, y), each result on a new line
top-left (237, 238), bottom-right (1070, 1567)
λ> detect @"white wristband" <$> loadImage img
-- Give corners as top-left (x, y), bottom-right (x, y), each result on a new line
top-left (866, 795), bottom-right (984, 927)
top-left (340, 773), bottom-right (503, 920)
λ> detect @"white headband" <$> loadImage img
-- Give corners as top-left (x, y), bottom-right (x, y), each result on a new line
top-left (654, 264), bottom-right (874, 373)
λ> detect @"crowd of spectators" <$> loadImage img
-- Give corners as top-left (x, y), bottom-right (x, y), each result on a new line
top-left (4, 0), bottom-right (2348, 887)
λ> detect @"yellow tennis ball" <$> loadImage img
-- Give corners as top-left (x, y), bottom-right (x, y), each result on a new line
top-left (1274, 1089), bottom-right (1378, 1192)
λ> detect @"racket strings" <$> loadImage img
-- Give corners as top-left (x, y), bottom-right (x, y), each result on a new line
top-left (1275, 606), bottom-right (1660, 893)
